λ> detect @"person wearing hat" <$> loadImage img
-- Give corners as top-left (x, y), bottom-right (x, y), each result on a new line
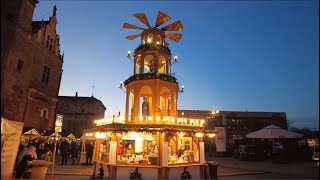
top-left (15, 146), bottom-right (37, 179)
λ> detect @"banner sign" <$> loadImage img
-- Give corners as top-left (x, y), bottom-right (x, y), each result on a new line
top-left (55, 114), bottom-right (63, 132)
top-left (215, 127), bottom-right (226, 152)
top-left (1, 117), bottom-right (24, 179)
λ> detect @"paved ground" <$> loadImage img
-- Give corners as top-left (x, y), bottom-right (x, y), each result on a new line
top-left (46, 156), bottom-right (94, 176)
top-left (43, 155), bottom-right (319, 180)
top-left (211, 156), bottom-right (319, 179)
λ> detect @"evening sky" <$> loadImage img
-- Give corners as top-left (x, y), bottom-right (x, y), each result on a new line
top-left (33, 0), bottom-right (319, 129)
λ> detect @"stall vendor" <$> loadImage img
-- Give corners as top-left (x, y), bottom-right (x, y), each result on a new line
top-left (177, 146), bottom-right (185, 158)
top-left (125, 143), bottom-right (134, 156)
top-left (117, 141), bottom-right (123, 155)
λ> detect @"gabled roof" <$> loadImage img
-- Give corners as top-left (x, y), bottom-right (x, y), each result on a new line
top-left (58, 96), bottom-right (106, 109)
top-left (31, 21), bottom-right (49, 33)
top-left (58, 96), bottom-right (99, 101)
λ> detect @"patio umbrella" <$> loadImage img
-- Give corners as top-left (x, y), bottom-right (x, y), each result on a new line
top-left (246, 125), bottom-right (303, 153)
top-left (23, 128), bottom-right (41, 143)
top-left (23, 128), bottom-right (40, 137)
top-left (50, 132), bottom-right (61, 139)
top-left (67, 133), bottom-right (75, 139)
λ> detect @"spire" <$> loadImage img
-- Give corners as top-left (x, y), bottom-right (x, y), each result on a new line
top-left (53, 5), bottom-right (57, 16)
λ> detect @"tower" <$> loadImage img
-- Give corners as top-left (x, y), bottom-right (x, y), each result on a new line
top-left (123, 11), bottom-right (183, 119)
top-left (86, 12), bottom-right (210, 179)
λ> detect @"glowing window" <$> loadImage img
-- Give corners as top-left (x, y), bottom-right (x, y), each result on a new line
top-left (157, 35), bottom-right (162, 45)
top-left (147, 34), bottom-right (154, 43)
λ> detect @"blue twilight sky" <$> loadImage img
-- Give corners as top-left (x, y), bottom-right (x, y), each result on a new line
top-left (33, 0), bottom-right (319, 130)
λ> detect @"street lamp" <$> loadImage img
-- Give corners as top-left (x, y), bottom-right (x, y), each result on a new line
top-left (119, 81), bottom-right (126, 93)
top-left (170, 55), bottom-right (178, 65)
top-left (173, 56), bottom-right (178, 64)
top-left (178, 85), bottom-right (184, 95)
top-left (127, 51), bottom-right (134, 62)
top-left (211, 110), bottom-right (219, 117)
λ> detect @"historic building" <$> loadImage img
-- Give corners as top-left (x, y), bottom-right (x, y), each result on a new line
top-left (177, 110), bottom-right (287, 150)
top-left (1, 0), bottom-right (64, 130)
top-left (55, 93), bottom-right (106, 137)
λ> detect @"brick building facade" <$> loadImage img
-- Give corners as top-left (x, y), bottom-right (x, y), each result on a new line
top-left (1, 0), bottom-right (63, 130)
top-left (55, 94), bottom-right (106, 137)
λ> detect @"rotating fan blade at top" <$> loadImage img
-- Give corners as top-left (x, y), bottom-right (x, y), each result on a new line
top-left (133, 13), bottom-right (150, 27)
top-left (162, 20), bottom-right (183, 32)
top-left (125, 34), bottom-right (141, 40)
top-left (123, 23), bottom-right (145, 30)
top-left (155, 11), bottom-right (171, 27)
top-left (165, 33), bottom-right (183, 42)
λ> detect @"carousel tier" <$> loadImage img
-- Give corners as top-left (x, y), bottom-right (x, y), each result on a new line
top-left (94, 115), bottom-right (205, 128)
top-left (84, 123), bottom-right (205, 134)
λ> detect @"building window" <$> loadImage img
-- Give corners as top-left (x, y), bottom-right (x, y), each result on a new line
top-left (46, 35), bottom-right (54, 51)
top-left (42, 65), bottom-right (50, 84)
top-left (16, 59), bottom-right (24, 71)
top-left (40, 108), bottom-right (49, 118)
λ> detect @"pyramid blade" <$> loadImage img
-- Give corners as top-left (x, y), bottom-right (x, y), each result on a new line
top-left (162, 20), bottom-right (183, 32)
top-left (155, 11), bottom-right (171, 27)
top-left (125, 34), bottom-right (141, 40)
top-left (133, 13), bottom-right (150, 27)
top-left (164, 41), bottom-right (169, 46)
top-left (123, 23), bottom-right (145, 30)
top-left (165, 33), bottom-right (183, 42)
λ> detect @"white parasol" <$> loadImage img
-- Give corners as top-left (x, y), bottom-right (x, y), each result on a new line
top-left (246, 125), bottom-right (303, 153)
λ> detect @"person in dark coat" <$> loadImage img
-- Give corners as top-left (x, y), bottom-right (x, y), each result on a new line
top-left (70, 140), bottom-right (79, 165)
top-left (86, 141), bottom-right (94, 165)
top-left (59, 139), bottom-right (70, 165)
top-left (15, 146), bottom-right (37, 179)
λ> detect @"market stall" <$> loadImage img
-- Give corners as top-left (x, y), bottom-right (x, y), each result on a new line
top-left (22, 128), bottom-right (41, 143)
top-left (80, 132), bottom-right (96, 165)
top-left (83, 116), bottom-right (213, 179)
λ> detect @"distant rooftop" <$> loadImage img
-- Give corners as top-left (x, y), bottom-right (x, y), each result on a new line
top-left (58, 95), bottom-right (99, 101)
top-left (58, 95), bottom-right (106, 109)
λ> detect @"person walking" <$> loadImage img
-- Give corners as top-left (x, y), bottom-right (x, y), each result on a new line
top-left (59, 139), bottom-right (70, 165)
top-left (86, 141), bottom-right (94, 165)
top-left (70, 140), bottom-right (79, 165)
top-left (15, 146), bottom-right (37, 179)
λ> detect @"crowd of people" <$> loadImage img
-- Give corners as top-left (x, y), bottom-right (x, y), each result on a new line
top-left (14, 136), bottom-right (95, 179)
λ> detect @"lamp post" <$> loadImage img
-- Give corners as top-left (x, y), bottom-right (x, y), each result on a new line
top-left (51, 132), bottom-right (59, 178)
top-left (51, 114), bottom-right (63, 178)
